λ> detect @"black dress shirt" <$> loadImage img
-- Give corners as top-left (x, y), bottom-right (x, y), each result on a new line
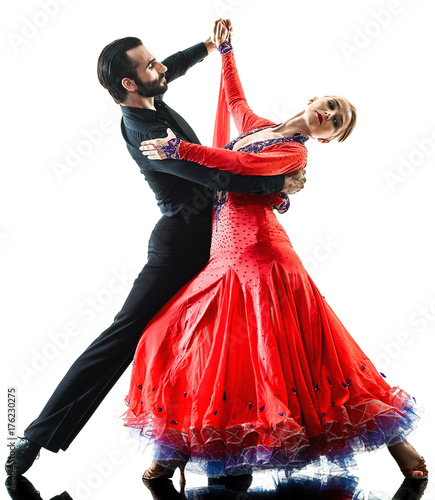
top-left (120, 42), bottom-right (285, 218)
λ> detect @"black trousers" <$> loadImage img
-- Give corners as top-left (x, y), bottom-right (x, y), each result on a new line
top-left (24, 211), bottom-right (212, 452)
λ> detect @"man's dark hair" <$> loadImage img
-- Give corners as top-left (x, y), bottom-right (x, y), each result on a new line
top-left (97, 37), bottom-right (143, 104)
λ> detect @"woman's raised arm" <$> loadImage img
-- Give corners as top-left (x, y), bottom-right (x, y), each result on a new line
top-left (219, 41), bottom-right (274, 134)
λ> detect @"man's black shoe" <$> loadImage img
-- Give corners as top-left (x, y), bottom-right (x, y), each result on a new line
top-left (5, 438), bottom-right (41, 476)
top-left (5, 475), bottom-right (42, 500)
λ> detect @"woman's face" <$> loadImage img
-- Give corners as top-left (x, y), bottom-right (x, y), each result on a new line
top-left (305, 96), bottom-right (352, 140)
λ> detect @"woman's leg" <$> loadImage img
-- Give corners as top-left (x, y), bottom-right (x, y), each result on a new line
top-left (388, 439), bottom-right (428, 479)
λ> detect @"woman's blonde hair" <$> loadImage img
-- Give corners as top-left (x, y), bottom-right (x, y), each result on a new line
top-left (332, 96), bottom-right (357, 142)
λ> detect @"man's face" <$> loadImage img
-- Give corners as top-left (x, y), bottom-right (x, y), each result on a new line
top-left (126, 45), bottom-right (168, 97)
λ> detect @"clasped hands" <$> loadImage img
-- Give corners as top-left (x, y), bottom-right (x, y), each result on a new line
top-left (204, 18), bottom-right (233, 52)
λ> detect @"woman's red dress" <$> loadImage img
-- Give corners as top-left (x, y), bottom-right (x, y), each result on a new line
top-left (121, 45), bottom-right (419, 477)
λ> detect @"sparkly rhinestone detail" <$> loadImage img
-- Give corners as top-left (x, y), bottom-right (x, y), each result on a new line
top-left (272, 193), bottom-right (290, 214)
top-left (156, 137), bottom-right (181, 160)
top-left (213, 190), bottom-right (229, 231)
top-left (218, 40), bottom-right (233, 55)
top-left (223, 128), bottom-right (309, 152)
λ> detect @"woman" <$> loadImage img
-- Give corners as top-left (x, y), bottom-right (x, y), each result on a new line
top-left (122, 21), bottom-right (427, 483)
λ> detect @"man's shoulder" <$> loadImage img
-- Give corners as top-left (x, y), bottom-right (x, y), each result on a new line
top-left (121, 115), bottom-right (166, 140)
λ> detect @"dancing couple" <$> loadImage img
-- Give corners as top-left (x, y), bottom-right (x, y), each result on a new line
top-left (6, 18), bottom-right (427, 487)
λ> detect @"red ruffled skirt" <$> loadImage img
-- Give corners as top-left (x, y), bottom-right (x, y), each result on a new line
top-left (122, 192), bottom-right (419, 477)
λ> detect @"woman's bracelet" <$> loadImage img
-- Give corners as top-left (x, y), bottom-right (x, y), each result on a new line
top-left (218, 39), bottom-right (233, 55)
top-left (156, 137), bottom-right (181, 160)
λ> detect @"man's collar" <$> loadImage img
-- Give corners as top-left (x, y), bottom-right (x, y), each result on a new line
top-left (121, 104), bottom-right (156, 121)
top-left (120, 96), bottom-right (166, 123)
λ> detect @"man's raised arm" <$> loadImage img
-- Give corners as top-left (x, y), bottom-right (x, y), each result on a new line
top-left (162, 19), bottom-right (234, 84)
top-left (161, 36), bottom-right (216, 84)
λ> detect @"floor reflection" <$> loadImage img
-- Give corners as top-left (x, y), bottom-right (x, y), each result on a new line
top-left (5, 475), bottom-right (73, 499)
top-left (4, 474), bottom-right (428, 500)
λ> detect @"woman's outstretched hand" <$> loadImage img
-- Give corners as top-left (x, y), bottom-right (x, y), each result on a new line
top-left (140, 128), bottom-right (176, 160)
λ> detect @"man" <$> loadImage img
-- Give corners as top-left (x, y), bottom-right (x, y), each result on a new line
top-left (5, 20), bottom-right (306, 476)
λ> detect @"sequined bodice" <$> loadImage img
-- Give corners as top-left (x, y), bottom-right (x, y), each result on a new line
top-left (223, 128), bottom-right (309, 154)
top-left (213, 129), bottom-right (309, 228)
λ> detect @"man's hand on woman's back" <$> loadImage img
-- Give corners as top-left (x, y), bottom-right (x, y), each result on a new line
top-left (282, 169), bottom-right (306, 195)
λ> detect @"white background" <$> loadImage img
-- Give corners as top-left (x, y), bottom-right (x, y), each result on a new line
top-left (1, 0), bottom-right (434, 498)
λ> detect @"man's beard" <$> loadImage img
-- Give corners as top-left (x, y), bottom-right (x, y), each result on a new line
top-left (135, 74), bottom-right (168, 97)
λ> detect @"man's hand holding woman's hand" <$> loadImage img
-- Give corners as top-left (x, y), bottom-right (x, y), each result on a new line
top-left (213, 18), bottom-right (232, 47)
top-left (204, 18), bottom-right (233, 53)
